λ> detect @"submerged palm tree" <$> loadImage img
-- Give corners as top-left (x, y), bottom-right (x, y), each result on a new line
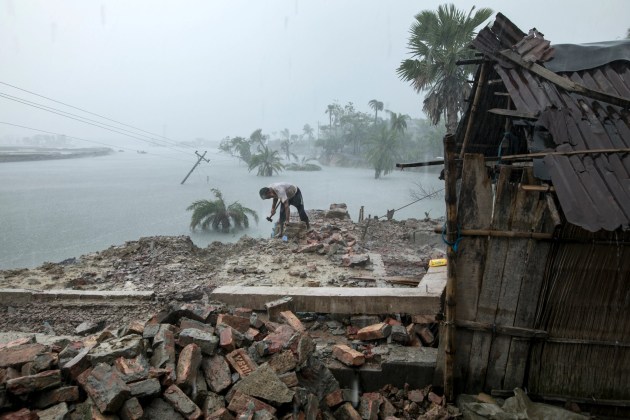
top-left (248, 144), bottom-right (285, 176)
top-left (187, 188), bottom-right (258, 233)
top-left (397, 4), bottom-right (492, 134)
top-left (365, 125), bottom-right (401, 179)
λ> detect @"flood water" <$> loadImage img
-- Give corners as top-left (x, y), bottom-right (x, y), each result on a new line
top-left (0, 148), bottom-right (444, 269)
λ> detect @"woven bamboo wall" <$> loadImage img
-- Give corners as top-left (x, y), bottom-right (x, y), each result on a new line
top-left (529, 228), bottom-right (630, 400)
top-left (447, 154), bottom-right (630, 408)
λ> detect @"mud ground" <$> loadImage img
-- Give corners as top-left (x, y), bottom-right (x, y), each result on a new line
top-left (0, 210), bottom-right (445, 335)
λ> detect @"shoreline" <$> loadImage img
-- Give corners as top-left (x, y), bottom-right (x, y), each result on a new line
top-left (0, 146), bottom-right (114, 163)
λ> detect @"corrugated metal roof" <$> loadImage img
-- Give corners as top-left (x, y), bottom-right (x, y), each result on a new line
top-left (466, 13), bottom-right (630, 231)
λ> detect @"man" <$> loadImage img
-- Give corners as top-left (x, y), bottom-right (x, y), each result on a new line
top-left (259, 182), bottom-right (310, 234)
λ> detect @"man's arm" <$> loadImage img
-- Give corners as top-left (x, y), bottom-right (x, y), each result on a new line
top-left (270, 198), bottom-right (278, 215)
top-left (283, 201), bottom-right (290, 226)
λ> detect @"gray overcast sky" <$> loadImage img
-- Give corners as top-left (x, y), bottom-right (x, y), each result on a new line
top-left (1, 0), bottom-right (629, 147)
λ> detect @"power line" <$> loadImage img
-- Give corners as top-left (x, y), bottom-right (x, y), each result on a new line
top-left (0, 80), bottom-right (232, 160)
top-left (0, 121), bottom-right (192, 163)
top-left (0, 80), bottom-right (192, 150)
top-left (0, 92), bottom-right (192, 156)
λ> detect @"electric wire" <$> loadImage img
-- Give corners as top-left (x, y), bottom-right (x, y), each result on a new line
top-left (0, 81), bottom-right (248, 161)
top-left (0, 92), bottom-right (192, 156)
top-left (0, 121), bottom-right (192, 163)
top-left (0, 80), bottom-right (192, 150)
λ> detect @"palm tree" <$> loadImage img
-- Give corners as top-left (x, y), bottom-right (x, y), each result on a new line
top-left (387, 111), bottom-right (410, 134)
top-left (187, 188), bottom-right (259, 233)
top-left (368, 99), bottom-right (384, 124)
top-left (302, 124), bottom-right (315, 142)
top-left (365, 125), bottom-right (401, 179)
top-left (397, 4), bottom-right (492, 134)
top-left (280, 139), bottom-right (297, 161)
top-left (248, 144), bottom-right (285, 176)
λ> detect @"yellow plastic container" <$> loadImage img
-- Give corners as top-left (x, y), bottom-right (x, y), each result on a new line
top-left (429, 258), bottom-right (447, 267)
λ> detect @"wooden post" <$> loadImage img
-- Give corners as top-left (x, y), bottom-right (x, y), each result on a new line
top-left (181, 151), bottom-right (210, 185)
top-left (443, 134), bottom-right (458, 401)
top-left (459, 63), bottom-right (487, 159)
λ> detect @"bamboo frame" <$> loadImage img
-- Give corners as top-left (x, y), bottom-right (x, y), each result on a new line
top-left (432, 227), bottom-right (553, 240)
top-left (443, 134), bottom-right (458, 401)
top-left (491, 390), bottom-right (630, 408)
top-left (459, 62), bottom-right (488, 159)
top-left (455, 319), bottom-right (548, 339)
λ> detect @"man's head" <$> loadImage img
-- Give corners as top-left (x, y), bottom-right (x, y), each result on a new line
top-left (259, 187), bottom-right (273, 200)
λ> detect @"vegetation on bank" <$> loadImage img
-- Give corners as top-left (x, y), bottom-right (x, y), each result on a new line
top-left (217, 4), bottom-right (492, 179)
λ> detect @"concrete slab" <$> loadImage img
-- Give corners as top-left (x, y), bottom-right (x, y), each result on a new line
top-left (210, 286), bottom-right (440, 315)
top-left (417, 265), bottom-right (447, 296)
top-left (328, 346), bottom-right (437, 392)
top-left (0, 289), bottom-right (155, 306)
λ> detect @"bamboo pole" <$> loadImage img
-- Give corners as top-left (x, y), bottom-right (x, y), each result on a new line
top-left (520, 184), bottom-right (555, 192)
top-left (455, 319), bottom-right (548, 339)
top-left (432, 227), bottom-right (553, 240)
top-left (443, 134), bottom-right (458, 401)
top-left (396, 147), bottom-right (630, 169)
top-left (459, 63), bottom-right (488, 159)
top-left (491, 390), bottom-right (630, 408)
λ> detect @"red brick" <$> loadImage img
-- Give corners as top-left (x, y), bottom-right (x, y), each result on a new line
top-left (81, 364), bottom-right (131, 413)
top-left (6, 369), bottom-right (61, 395)
top-left (61, 345), bottom-right (93, 381)
top-left (227, 391), bottom-right (276, 416)
top-left (245, 328), bottom-right (263, 342)
top-left (217, 314), bottom-right (250, 334)
top-left (0, 344), bottom-right (46, 368)
top-left (332, 345), bottom-right (365, 367)
top-left (359, 392), bottom-right (382, 420)
top-left (233, 308), bottom-right (253, 318)
top-left (120, 397), bottom-right (143, 420)
top-left (356, 323), bottom-right (391, 340)
top-left (176, 343), bottom-right (202, 390)
top-left (279, 311), bottom-right (305, 332)
top-left (206, 407), bottom-right (235, 420)
top-left (114, 355), bottom-right (150, 383)
top-left (219, 327), bottom-right (236, 352)
top-left (0, 408), bottom-right (38, 419)
top-left (225, 348), bottom-right (257, 378)
top-left (384, 317), bottom-right (402, 327)
top-left (163, 384), bottom-right (202, 419)
top-left (201, 355), bottom-right (231, 393)
top-left (379, 397), bottom-right (397, 418)
top-left (406, 324), bottom-right (422, 347)
top-left (325, 389), bottom-right (344, 408)
top-left (124, 320), bottom-right (145, 336)
top-left (260, 325), bottom-right (296, 355)
top-left (334, 402), bottom-right (362, 420)
top-left (0, 337), bottom-right (34, 351)
top-left (34, 385), bottom-right (79, 409)
top-left (414, 325), bottom-right (435, 345)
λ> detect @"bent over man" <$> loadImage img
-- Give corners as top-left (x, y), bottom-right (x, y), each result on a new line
top-left (259, 182), bottom-right (310, 233)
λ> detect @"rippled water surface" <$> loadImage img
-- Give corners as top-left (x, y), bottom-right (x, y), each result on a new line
top-left (0, 149), bottom-right (444, 269)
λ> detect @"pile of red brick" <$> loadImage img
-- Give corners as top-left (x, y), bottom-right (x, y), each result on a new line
top-left (0, 301), bottom-right (452, 419)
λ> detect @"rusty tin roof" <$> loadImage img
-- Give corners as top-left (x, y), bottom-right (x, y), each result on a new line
top-left (467, 13), bottom-right (630, 232)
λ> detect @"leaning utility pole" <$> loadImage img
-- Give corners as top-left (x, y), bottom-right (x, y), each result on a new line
top-left (180, 151), bottom-right (209, 185)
